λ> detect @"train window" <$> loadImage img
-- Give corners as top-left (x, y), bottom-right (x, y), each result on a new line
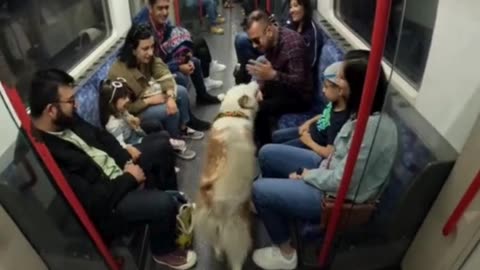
top-left (334, 0), bottom-right (439, 88)
top-left (0, 0), bottom-right (112, 101)
top-left (129, 0), bottom-right (145, 19)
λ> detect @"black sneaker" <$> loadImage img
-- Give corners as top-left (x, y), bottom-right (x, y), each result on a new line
top-left (197, 94), bottom-right (221, 105)
top-left (187, 116), bottom-right (211, 131)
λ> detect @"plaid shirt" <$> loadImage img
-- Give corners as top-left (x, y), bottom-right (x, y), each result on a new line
top-left (264, 27), bottom-right (312, 103)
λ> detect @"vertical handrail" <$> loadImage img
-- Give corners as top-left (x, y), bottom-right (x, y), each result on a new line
top-left (318, 0), bottom-right (392, 267)
top-left (2, 85), bottom-right (121, 270)
top-left (266, 0), bottom-right (271, 13)
top-left (443, 170), bottom-right (480, 236)
top-left (254, 0), bottom-right (258, 10)
top-left (174, 0), bottom-right (181, 25)
top-left (198, 0), bottom-right (203, 25)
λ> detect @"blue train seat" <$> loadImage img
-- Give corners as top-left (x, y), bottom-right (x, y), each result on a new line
top-left (277, 25), bottom-right (344, 129)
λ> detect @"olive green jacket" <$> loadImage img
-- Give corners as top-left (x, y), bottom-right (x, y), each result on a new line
top-left (108, 57), bottom-right (177, 114)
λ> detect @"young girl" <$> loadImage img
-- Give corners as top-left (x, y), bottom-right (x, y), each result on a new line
top-left (271, 61), bottom-right (351, 158)
top-left (99, 78), bottom-right (195, 161)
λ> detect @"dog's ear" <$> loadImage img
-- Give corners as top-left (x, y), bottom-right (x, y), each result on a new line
top-left (238, 94), bottom-right (255, 110)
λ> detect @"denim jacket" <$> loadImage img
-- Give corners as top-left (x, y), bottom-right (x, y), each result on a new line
top-left (303, 113), bottom-right (399, 203)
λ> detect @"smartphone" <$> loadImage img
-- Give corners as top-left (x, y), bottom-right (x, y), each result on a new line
top-left (248, 59), bottom-right (263, 66)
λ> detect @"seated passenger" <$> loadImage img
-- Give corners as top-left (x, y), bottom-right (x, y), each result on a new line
top-left (235, 0), bottom-right (321, 84)
top-left (251, 54), bottom-right (398, 270)
top-left (99, 79), bottom-right (195, 161)
top-left (28, 69), bottom-right (197, 269)
top-left (146, 0), bottom-right (225, 106)
top-left (270, 50), bottom-right (369, 156)
top-left (108, 23), bottom-right (204, 159)
top-left (185, 0), bottom-right (225, 34)
top-left (245, 10), bottom-right (313, 148)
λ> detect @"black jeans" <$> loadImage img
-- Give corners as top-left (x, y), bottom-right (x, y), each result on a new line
top-left (192, 37), bottom-right (211, 78)
top-left (175, 57), bottom-right (211, 99)
top-left (116, 190), bottom-right (178, 255)
top-left (135, 131), bottom-right (177, 190)
top-left (254, 95), bottom-right (310, 148)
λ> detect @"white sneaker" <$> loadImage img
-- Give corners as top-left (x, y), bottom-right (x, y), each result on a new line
top-left (204, 77), bottom-right (223, 91)
top-left (210, 60), bottom-right (226, 73)
top-left (252, 246), bottom-right (297, 270)
top-left (175, 148), bottom-right (196, 160)
top-left (182, 127), bottom-right (204, 140)
top-left (170, 138), bottom-right (187, 152)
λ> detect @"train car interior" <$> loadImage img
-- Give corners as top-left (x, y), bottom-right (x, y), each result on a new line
top-left (0, 0), bottom-right (479, 270)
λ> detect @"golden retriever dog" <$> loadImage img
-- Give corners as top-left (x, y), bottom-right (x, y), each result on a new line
top-left (195, 81), bottom-right (259, 270)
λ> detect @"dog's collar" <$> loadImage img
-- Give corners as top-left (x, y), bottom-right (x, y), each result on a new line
top-left (214, 111), bottom-right (250, 121)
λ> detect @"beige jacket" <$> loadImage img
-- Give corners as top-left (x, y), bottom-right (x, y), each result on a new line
top-left (108, 57), bottom-right (177, 114)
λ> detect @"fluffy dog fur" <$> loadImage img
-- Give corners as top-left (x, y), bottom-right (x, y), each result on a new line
top-left (194, 82), bottom-right (259, 270)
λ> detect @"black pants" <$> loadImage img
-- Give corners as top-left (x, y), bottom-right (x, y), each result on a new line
top-left (135, 131), bottom-right (177, 191)
top-left (192, 37), bottom-right (211, 78)
top-left (254, 96), bottom-right (310, 148)
top-left (116, 190), bottom-right (178, 255)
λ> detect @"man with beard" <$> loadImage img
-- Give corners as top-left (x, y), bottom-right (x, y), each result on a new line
top-left (245, 10), bottom-right (312, 148)
top-left (28, 69), bottom-right (197, 269)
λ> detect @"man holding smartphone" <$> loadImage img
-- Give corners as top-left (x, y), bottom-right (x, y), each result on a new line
top-left (245, 10), bottom-right (313, 148)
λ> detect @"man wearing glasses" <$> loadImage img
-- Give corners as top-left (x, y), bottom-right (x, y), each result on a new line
top-left (245, 10), bottom-right (312, 149)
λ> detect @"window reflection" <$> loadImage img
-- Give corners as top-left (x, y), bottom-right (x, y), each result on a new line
top-left (0, 0), bottom-right (111, 101)
top-left (335, 0), bottom-right (438, 87)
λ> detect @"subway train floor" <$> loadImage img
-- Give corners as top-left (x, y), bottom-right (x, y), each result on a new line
top-left (146, 5), bottom-right (285, 270)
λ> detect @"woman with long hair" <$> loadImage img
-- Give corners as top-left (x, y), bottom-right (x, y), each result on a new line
top-left (251, 51), bottom-right (398, 270)
top-left (108, 23), bottom-right (205, 160)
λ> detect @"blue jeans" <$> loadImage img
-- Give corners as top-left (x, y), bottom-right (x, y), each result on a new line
top-left (234, 32), bottom-right (262, 66)
top-left (258, 144), bottom-right (322, 178)
top-left (116, 190), bottom-right (178, 255)
top-left (254, 143), bottom-right (324, 244)
top-left (185, 0), bottom-right (218, 26)
top-left (253, 179), bottom-right (323, 244)
top-left (139, 86), bottom-right (190, 138)
top-left (175, 57), bottom-right (210, 98)
top-left (272, 127), bottom-right (307, 148)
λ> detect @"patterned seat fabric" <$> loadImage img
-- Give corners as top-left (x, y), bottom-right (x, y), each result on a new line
top-left (75, 52), bottom-right (118, 127)
top-left (277, 29), bottom-right (344, 129)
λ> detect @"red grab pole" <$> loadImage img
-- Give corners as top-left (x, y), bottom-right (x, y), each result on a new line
top-left (198, 0), bottom-right (204, 25)
top-left (174, 0), bottom-right (181, 25)
top-left (266, 0), bottom-right (271, 13)
top-left (254, 0), bottom-right (258, 10)
top-left (2, 85), bottom-right (121, 270)
top-left (318, 0), bottom-right (392, 267)
top-left (443, 170), bottom-right (480, 236)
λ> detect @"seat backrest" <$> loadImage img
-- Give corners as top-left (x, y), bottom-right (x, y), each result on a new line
top-left (369, 92), bottom-right (457, 240)
top-left (75, 51), bottom-right (119, 127)
top-left (311, 27), bottom-right (344, 113)
top-left (132, 7), bottom-right (148, 26)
